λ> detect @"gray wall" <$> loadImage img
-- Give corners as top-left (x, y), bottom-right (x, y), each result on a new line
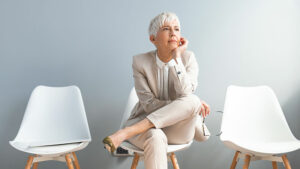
top-left (1, 0), bottom-right (300, 169)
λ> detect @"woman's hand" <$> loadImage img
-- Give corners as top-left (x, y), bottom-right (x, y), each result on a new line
top-left (172, 37), bottom-right (188, 63)
top-left (199, 100), bottom-right (210, 118)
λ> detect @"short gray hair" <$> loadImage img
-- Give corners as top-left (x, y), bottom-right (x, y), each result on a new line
top-left (148, 12), bottom-right (181, 37)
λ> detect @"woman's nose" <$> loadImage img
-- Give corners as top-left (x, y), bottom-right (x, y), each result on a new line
top-left (170, 29), bottom-right (175, 36)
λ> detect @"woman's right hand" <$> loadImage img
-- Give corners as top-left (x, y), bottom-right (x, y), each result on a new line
top-left (199, 100), bottom-right (210, 118)
top-left (172, 37), bottom-right (188, 63)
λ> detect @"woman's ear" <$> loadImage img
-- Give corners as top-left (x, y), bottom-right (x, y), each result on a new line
top-left (150, 35), bottom-right (155, 44)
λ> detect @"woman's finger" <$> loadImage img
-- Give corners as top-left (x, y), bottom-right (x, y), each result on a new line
top-left (200, 104), bottom-right (205, 117)
top-left (201, 101), bottom-right (210, 117)
top-left (204, 104), bottom-right (210, 117)
top-left (179, 37), bottom-right (188, 51)
top-left (207, 105), bottom-right (211, 115)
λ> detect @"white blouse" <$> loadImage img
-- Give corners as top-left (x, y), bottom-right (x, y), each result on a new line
top-left (156, 52), bottom-right (183, 101)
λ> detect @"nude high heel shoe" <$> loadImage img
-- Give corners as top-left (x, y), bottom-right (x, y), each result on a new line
top-left (102, 136), bottom-right (116, 154)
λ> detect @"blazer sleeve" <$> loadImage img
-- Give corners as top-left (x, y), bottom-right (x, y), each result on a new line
top-left (169, 51), bottom-right (199, 96)
top-left (132, 55), bottom-right (169, 114)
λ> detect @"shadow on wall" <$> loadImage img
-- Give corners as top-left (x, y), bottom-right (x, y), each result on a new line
top-left (282, 87), bottom-right (300, 168)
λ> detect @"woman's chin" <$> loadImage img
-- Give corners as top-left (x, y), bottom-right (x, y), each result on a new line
top-left (168, 44), bottom-right (178, 51)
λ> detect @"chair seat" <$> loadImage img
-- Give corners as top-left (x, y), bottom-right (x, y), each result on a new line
top-left (223, 139), bottom-right (300, 155)
top-left (10, 141), bottom-right (89, 156)
top-left (120, 141), bottom-right (193, 154)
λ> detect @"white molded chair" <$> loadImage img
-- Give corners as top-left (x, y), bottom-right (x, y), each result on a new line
top-left (220, 85), bottom-right (300, 169)
top-left (118, 88), bottom-right (193, 169)
top-left (10, 85), bottom-right (92, 169)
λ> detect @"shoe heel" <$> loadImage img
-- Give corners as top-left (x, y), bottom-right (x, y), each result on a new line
top-left (102, 136), bottom-right (116, 154)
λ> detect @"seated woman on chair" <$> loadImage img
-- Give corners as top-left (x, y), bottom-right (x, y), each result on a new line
top-left (103, 12), bottom-right (211, 169)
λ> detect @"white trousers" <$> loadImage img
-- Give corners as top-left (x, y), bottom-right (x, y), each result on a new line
top-left (126, 94), bottom-right (207, 169)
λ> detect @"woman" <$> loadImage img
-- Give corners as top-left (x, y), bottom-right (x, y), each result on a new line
top-left (103, 12), bottom-right (211, 169)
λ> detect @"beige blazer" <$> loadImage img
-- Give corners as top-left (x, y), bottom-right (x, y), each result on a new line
top-left (128, 50), bottom-right (199, 121)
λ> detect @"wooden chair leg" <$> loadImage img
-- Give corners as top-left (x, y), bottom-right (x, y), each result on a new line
top-left (72, 152), bottom-right (81, 169)
top-left (32, 155), bottom-right (38, 169)
top-left (25, 156), bottom-right (34, 169)
top-left (170, 152), bottom-right (180, 169)
top-left (282, 154), bottom-right (292, 169)
top-left (243, 154), bottom-right (251, 169)
top-left (230, 151), bottom-right (240, 169)
top-left (130, 153), bottom-right (140, 169)
top-left (32, 162), bottom-right (38, 169)
top-left (272, 161), bottom-right (278, 169)
top-left (65, 153), bottom-right (75, 169)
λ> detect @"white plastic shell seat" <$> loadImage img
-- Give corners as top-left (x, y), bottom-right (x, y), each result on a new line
top-left (220, 85), bottom-right (300, 169)
top-left (118, 88), bottom-right (193, 169)
top-left (10, 85), bottom-right (91, 169)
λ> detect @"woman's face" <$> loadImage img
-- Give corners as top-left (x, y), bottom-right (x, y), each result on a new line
top-left (151, 19), bottom-right (181, 52)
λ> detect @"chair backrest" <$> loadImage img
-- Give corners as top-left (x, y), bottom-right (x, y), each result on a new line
top-left (220, 85), bottom-right (296, 143)
top-left (119, 87), bottom-right (139, 129)
top-left (10, 85), bottom-right (91, 147)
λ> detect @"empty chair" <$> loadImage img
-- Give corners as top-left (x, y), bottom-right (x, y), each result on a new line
top-left (118, 87), bottom-right (193, 169)
top-left (10, 85), bottom-right (91, 169)
top-left (220, 85), bottom-right (300, 169)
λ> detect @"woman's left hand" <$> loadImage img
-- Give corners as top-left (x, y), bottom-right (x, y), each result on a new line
top-left (199, 100), bottom-right (210, 118)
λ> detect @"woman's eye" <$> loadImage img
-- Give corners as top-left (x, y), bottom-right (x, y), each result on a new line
top-left (163, 27), bottom-right (169, 31)
top-left (175, 28), bottom-right (180, 31)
